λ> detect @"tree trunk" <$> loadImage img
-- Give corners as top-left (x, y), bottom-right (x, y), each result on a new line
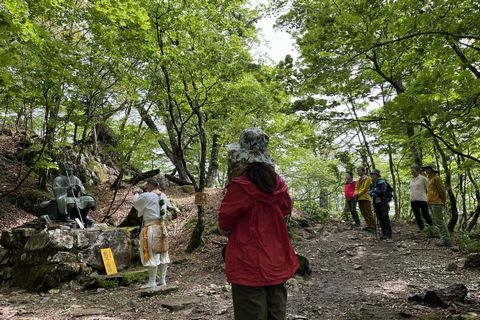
top-left (135, 104), bottom-right (191, 182)
top-left (466, 169), bottom-right (480, 232)
top-left (165, 174), bottom-right (192, 186)
top-left (15, 104), bottom-right (24, 132)
top-left (388, 146), bottom-right (400, 220)
top-left (368, 52), bottom-right (422, 165)
top-left (184, 78), bottom-right (207, 253)
top-left (458, 170), bottom-right (468, 230)
top-left (407, 126), bottom-right (422, 166)
top-left (432, 137), bottom-right (458, 232)
top-left (186, 205), bottom-right (205, 253)
top-left (206, 134), bottom-right (220, 188)
top-left (350, 100), bottom-right (375, 170)
top-left (1, 98), bottom-right (8, 133)
top-left (39, 88), bottom-right (61, 190)
top-left (319, 190), bottom-right (328, 209)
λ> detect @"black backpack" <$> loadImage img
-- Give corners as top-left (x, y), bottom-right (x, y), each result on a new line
top-left (384, 180), bottom-right (394, 202)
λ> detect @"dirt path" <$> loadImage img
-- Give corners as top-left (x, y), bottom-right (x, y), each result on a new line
top-left (1, 221), bottom-right (479, 320)
top-left (287, 221), bottom-right (480, 319)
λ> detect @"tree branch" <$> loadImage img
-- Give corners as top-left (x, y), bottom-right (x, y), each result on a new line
top-left (417, 119), bottom-right (480, 164)
top-left (343, 31), bottom-right (480, 67)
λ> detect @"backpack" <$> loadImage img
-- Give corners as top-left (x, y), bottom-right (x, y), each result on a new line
top-left (384, 180), bottom-right (394, 202)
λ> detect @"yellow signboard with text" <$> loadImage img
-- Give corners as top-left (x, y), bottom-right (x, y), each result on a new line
top-left (100, 248), bottom-right (118, 275)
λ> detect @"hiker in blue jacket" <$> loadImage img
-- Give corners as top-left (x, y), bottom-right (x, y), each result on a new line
top-left (368, 169), bottom-right (392, 240)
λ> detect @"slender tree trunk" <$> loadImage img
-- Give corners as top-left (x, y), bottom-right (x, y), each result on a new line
top-left (368, 52), bottom-right (422, 165)
top-left (39, 87), bottom-right (61, 190)
top-left (73, 123), bottom-right (77, 143)
top-left (349, 100), bottom-right (375, 170)
top-left (29, 106), bottom-right (33, 133)
top-left (1, 98), bottom-right (8, 133)
top-left (388, 146), bottom-right (400, 220)
top-left (120, 102), bottom-right (132, 132)
top-left (458, 171), bottom-right (468, 230)
top-left (432, 137), bottom-right (458, 232)
top-left (187, 205), bottom-right (205, 252)
top-left (103, 123), bottom-right (148, 221)
top-left (407, 126), bottom-right (422, 166)
top-left (466, 169), bottom-right (480, 232)
top-left (92, 122), bottom-right (98, 155)
top-left (15, 105), bottom-right (24, 133)
top-left (206, 134), bottom-right (220, 188)
top-left (354, 131), bottom-right (370, 171)
top-left (319, 190), bottom-right (328, 209)
top-left (185, 79), bottom-right (207, 253)
top-left (136, 104), bottom-right (191, 183)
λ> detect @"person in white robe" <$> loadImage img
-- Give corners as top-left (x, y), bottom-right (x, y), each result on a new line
top-left (133, 178), bottom-right (170, 289)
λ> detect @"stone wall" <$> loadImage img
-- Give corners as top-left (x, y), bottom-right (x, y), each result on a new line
top-left (0, 224), bottom-right (140, 291)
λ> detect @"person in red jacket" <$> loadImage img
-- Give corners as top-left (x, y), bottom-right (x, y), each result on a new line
top-left (344, 171), bottom-right (360, 227)
top-left (219, 128), bottom-right (299, 320)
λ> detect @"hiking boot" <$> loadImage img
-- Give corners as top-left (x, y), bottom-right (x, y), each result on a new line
top-left (140, 282), bottom-right (157, 289)
top-left (363, 226), bottom-right (376, 232)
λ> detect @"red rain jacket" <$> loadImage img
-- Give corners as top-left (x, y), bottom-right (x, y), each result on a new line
top-left (344, 180), bottom-right (356, 200)
top-left (218, 175), bottom-right (299, 286)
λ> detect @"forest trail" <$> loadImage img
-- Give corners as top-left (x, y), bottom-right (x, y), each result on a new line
top-left (1, 220), bottom-right (479, 320)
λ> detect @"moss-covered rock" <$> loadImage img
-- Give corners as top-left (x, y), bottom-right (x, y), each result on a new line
top-left (1, 228), bottom-right (38, 249)
top-left (12, 262), bottom-right (82, 291)
top-left (83, 270), bottom-right (147, 290)
top-left (181, 185), bottom-right (196, 194)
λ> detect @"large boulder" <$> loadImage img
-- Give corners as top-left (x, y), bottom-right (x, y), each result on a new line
top-left (1, 228), bottom-right (38, 249)
top-left (79, 228), bottom-right (137, 272)
top-left (0, 224), bottom-right (139, 291)
top-left (117, 207), bottom-right (142, 227)
top-left (12, 262), bottom-right (84, 291)
top-left (24, 229), bottom-right (74, 251)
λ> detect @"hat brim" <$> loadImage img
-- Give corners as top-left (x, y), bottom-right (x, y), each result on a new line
top-left (422, 166), bottom-right (439, 172)
top-left (137, 181), bottom-right (148, 187)
top-left (226, 143), bottom-right (275, 167)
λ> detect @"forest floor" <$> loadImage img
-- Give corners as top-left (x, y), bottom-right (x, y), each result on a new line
top-left (1, 133), bottom-right (480, 320)
top-left (1, 216), bottom-right (480, 320)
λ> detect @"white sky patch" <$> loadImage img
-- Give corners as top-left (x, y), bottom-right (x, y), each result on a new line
top-left (249, 0), bottom-right (298, 64)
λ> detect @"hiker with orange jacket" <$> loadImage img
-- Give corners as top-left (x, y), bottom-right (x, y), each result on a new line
top-left (354, 166), bottom-right (376, 231)
top-left (423, 163), bottom-right (451, 247)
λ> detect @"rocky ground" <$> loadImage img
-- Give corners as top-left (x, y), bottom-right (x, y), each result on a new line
top-left (0, 218), bottom-right (479, 320)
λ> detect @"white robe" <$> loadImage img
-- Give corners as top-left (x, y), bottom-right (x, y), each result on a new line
top-left (133, 191), bottom-right (170, 266)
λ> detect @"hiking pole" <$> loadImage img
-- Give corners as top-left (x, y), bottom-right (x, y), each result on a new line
top-left (65, 166), bottom-right (85, 227)
top-left (373, 202), bottom-right (380, 240)
top-left (376, 211), bottom-right (381, 240)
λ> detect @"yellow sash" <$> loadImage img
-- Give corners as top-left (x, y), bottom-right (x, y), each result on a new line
top-left (142, 220), bottom-right (165, 262)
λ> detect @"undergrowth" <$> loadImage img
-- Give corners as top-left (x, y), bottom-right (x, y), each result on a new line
top-left (458, 232), bottom-right (480, 253)
top-left (296, 199), bottom-right (330, 223)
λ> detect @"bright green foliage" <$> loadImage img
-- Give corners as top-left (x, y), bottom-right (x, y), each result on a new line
top-left (271, 0), bottom-right (480, 221)
top-left (275, 0), bottom-right (480, 160)
top-left (458, 233), bottom-right (480, 253)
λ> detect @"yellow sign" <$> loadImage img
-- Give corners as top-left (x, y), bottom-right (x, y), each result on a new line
top-left (194, 192), bottom-right (208, 205)
top-left (100, 248), bottom-right (118, 275)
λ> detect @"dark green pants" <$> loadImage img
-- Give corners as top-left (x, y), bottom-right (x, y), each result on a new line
top-left (231, 283), bottom-right (287, 320)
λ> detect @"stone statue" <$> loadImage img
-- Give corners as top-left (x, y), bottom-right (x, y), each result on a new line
top-left (51, 162), bottom-right (95, 228)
